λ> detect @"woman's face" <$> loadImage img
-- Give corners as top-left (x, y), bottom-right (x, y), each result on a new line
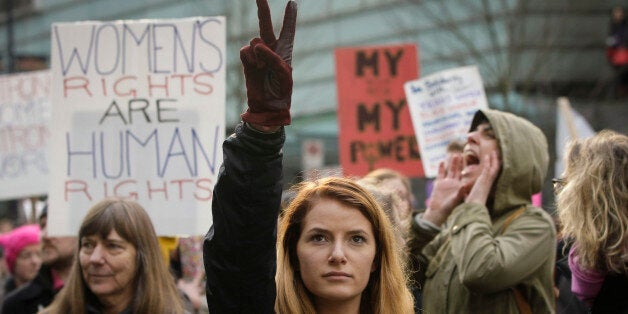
top-left (296, 198), bottom-right (377, 306)
top-left (14, 243), bottom-right (42, 285)
top-left (462, 122), bottom-right (501, 187)
top-left (79, 229), bottom-right (137, 304)
top-left (612, 7), bottom-right (624, 22)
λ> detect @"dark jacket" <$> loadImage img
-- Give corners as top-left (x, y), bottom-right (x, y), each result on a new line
top-left (2, 276), bottom-right (17, 297)
top-left (85, 298), bottom-right (133, 314)
top-left (203, 122), bottom-right (284, 314)
top-left (555, 245), bottom-right (628, 314)
top-left (1, 266), bottom-right (58, 314)
top-left (591, 274), bottom-right (628, 313)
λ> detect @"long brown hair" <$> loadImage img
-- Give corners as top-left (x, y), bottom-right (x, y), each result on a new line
top-left (43, 198), bottom-right (184, 314)
top-left (275, 177), bottom-right (414, 313)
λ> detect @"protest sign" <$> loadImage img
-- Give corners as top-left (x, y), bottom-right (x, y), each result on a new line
top-left (335, 43), bottom-right (422, 177)
top-left (404, 65), bottom-right (488, 178)
top-left (555, 97), bottom-right (595, 176)
top-left (0, 70), bottom-right (51, 200)
top-left (48, 17), bottom-right (225, 235)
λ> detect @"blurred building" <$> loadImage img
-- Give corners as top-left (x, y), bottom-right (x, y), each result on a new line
top-left (1, 0), bottom-right (626, 206)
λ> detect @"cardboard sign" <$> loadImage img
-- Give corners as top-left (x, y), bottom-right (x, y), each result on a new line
top-left (48, 17), bottom-right (226, 235)
top-left (404, 66), bottom-right (488, 178)
top-left (335, 44), bottom-right (422, 177)
top-left (0, 70), bottom-right (51, 200)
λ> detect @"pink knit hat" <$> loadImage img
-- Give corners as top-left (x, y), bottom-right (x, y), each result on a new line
top-left (0, 224), bottom-right (40, 274)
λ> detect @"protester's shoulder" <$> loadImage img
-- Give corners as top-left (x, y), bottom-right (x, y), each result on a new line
top-left (3, 272), bottom-right (50, 306)
top-left (498, 205), bottom-right (554, 229)
top-left (524, 205), bottom-right (554, 220)
top-left (2, 276), bottom-right (16, 291)
top-left (519, 205), bottom-right (556, 231)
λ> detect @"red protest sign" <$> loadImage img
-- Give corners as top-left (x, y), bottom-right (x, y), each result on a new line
top-left (335, 43), bottom-right (422, 177)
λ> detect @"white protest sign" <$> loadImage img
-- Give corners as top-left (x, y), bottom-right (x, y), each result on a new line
top-left (0, 70), bottom-right (51, 200)
top-left (48, 17), bottom-right (226, 236)
top-left (302, 139), bottom-right (324, 171)
top-left (404, 66), bottom-right (488, 178)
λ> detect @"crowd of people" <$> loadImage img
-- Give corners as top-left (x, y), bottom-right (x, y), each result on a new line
top-left (0, 1), bottom-right (627, 313)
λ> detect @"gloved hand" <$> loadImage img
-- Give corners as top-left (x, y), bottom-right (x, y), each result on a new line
top-left (240, 0), bottom-right (297, 127)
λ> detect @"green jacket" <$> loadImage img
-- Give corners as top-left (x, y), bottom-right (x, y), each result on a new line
top-left (411, 109), bottom-right (556, 313)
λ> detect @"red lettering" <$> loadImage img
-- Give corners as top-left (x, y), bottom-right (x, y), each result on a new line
top-left (147, 180), bottom-right (168, 199)
top-left (63, 76), bottom-right (92, 98)
top-left (65, 180), bottom-right (92, 201)
top-left (194, 178), bottom-right (213, 201)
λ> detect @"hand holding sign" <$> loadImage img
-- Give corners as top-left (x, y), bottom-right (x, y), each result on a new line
top-left (241, 0), bottom-right (297, 128)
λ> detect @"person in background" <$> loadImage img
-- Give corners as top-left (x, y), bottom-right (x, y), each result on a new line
top-left (0, 218), bottom-right (14, 234)
top-left (410, 109), bottom-right (556, 313)
top-left (0, 224), bottom-right (41, 296)
top-left (356, 177), bottom-right (421, 312)
top-left (606, 6), bottom-right (628, 97)
top-left (357, 177), bottom-right (410, 254)
top-left (364, 168), bottom-right (414, 222)
top-left (171, 236), bottom-right (208, 314)
top-left (203, 1), bottom-right (414, 312)
top-left (2, 206), bottom-right (77, 314)
top-left (42, 197), bottom-right (184, 313)
top-left (556, 130), bottom-right (628, 312)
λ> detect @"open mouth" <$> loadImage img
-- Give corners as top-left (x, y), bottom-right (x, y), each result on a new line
top-left (464, 151), bottom-right (479, 166)
top-left (462, 150), bottom-right (479, 175)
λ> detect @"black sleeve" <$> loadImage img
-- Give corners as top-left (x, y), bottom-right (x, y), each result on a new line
top-left (203, 122), bottom-right (284, 314)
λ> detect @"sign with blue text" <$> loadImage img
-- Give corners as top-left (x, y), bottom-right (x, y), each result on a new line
top-left (48, 17), bottom-right (226, 235)
top-left (0, 70), bottom-right (51, 200)
top-left (404, 66), bottom-right (488, 178)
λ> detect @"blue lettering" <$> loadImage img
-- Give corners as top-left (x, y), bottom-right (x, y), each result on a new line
top-left (66, 132), bottom-right (96, 178)
top-left (54, 25), bottom-right (96, 75)
top-left (99, 131), bottom-right (124, 179)
top-left (65, 128), bottom-right (219, 179)
top-left (126, 129), bottom-right (159, 177)
top-left (160, 128), bottom-right (193, 177)
top-left (54, 18), bottom-right (224, 76)
top-left (122, 24), bottom-right (151, 74)
top-left (94, 24), bottom-right (120, 75)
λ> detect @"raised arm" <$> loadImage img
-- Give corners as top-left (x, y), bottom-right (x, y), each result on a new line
top-left (203, 1), bottom-right (297, 313)
top-left (241, 0), bottom-right (297, 130)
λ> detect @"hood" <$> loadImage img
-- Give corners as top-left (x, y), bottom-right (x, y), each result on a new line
top-left (469, 109), bottom-right (548, 217)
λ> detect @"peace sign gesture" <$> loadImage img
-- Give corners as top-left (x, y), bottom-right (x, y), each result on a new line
top-left (257, 0), bottom-right (297, 66)
top-left (241, 0), bottom-right (298, 128)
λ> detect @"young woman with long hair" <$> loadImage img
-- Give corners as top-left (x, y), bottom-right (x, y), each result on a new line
top-left (275, 177), bottom-right (414, 313)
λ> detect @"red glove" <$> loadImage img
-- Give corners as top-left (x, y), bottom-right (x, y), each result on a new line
top-left (240, 0), bottom-right (297, 127)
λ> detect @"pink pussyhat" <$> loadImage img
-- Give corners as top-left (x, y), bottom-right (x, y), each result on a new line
top-left (0, 224), bottom-right (40, 274)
